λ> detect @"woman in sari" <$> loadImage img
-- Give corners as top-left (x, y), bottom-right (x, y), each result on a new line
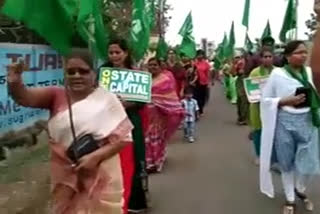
top-left (145, 58), bottom-right (185, 173)
top-left (249, 47), bottom-right (274, 165)
top-left (167, 49), bottom-right (187, 99)
top-left (260, 41), bottom-right (320, 214)
top-left (7, 49), bottom-right (133, 214)
top-left (101, 38), bottom-right (149, 213)
top-left (232, 51), bottom-right (249, 125)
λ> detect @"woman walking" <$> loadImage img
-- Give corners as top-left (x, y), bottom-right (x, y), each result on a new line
top-left (260, 41), bottom-right (320, 214)
top-left (232, 51), bottom-right (249, 125)
top-left (102, 39), bottom-right (149, 214)
top-left (145, 58), bottom-right (184, 173)
top-left (249, 47), bottom-right (274, 165)
top-left (167, 49), bottom-right (187, 99)
top-left (7, 49), bottom-right (132, 214)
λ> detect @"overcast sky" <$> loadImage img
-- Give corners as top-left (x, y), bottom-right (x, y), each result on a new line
top-left (165, 0), bottom-right (314, 47)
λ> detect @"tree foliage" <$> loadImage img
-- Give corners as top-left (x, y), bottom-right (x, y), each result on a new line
top-left (0, 0), bottom-right (171, 45)
top-left (305, 13), bottom-right (317, 41)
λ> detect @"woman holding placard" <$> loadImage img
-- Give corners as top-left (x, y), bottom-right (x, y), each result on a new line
top-left (248, 47), bottom-right (274, 166)
top-left (102, 38), bottom-right (149, 214)
top-left (145, 58), bottom-right (184, 173)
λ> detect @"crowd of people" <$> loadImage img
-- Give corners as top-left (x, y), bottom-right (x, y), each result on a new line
top-left (4, 2), bottom-right (320, 214)
top-left (6, 36), bottom-right (213, 214)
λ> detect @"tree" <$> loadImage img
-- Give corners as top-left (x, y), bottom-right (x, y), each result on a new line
top-left (0, 0), bottom-right (172, 45)
top-left (103, 0), bottom-right (132, 38)
top-left (153, 0), bottom-right (172, 36)
top-left (305, 13), bottom-right (318, 41)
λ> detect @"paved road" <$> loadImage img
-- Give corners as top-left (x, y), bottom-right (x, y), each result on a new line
top-left (149, 85), bottom-right (320, 214)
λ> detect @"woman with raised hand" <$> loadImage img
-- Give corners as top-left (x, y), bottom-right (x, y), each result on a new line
top-left (7, 49), bottom-right (133, 214)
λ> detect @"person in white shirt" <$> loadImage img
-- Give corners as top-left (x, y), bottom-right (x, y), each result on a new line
top-left (260, 40), bottom-right (320, 214)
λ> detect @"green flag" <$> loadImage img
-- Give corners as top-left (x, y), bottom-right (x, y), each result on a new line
top-left (242, 0), bottom-right (250, 28)
top-left (178, 12), bottom-right (196, 58)
top-left (214, 33), bottom-right (228, 70)
top-left (156, 37), bottom-right (168, 60)
top-left (221, 33), bottom-right (228, 59)
top-left (225, 21), bottom-right (235, 59)
top-left (214, 45), bottom-right (223, 70)
top-left (1, 0), bottom-right (76, 55)
top-left (245, 32), bottom-right (253, 52)
top-left (279, 0), bottom-right (297, 43)
top-left (77, 0), bottom-right (108, 60)
top-left (146, 0), bottom-right (156, 28)
top-left (261, 20), bottom-right (272, 40)
top-left (130, 0), bottom-right (151, 60)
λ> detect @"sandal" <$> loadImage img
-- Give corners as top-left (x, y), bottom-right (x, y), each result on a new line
top-left (295, 189), bottom-right (314, 212)
top-left (283, 202), bottom-right (296, 214)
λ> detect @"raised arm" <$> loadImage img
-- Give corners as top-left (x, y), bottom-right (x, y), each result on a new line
top-left (7, 63), bottom-right (55, 109)
top-left (311, 0), bottom-right (320, 91)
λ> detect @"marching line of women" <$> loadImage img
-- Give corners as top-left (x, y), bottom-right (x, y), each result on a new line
top-left (6, 35), bottom-right (213, 213)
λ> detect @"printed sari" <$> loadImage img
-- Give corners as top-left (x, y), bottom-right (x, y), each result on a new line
top-left (145, 73), bottom-right (184, 172)
top-left (167, 63), bottom-right (186, 99)
top-left (47, 87), bottom-right (133, 214)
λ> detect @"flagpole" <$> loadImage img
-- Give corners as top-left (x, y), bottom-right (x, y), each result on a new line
top-left (295, 0), bottom-right (299, 40)
top-left (158, 0), bottom-right (165, 39)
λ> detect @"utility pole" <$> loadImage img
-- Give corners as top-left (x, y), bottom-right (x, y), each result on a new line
top-left (158, 0), bottom-right (165, 39)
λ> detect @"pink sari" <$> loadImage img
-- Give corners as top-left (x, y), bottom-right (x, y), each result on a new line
top-left (145, 73), bottom-right (184, 172)
top-left (47, 87), bottom-right (133, 214)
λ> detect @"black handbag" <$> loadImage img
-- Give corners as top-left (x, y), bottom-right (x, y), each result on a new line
top-left (65, 90), bottom-right (100, 163)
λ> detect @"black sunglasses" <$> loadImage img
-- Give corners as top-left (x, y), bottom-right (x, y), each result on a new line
top-left (66, 68), bottom-right (91, 76)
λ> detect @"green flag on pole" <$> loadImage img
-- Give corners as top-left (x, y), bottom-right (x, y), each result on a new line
top-left (220, 33), bottom-right (229, 60)
top-left (130, 0), bottom-right (151, 61)
top-left (214, 33), bottom-right (228, 70)
top-left (242, 0), bottom-right (250, 28)
top-left (214, 45), bottom-right (223, 70)
top-left (279, 0), bottom-right (297, 43)
top-left (156, 37), bottom-right (169, 60)
top-left (245, 32), bottom-right (254, 52)
top-left (225, 21), bottom-right (235, 59)
top-left (1, 0), bottom-right (76, 55)
top-left (146, 0), bottom-right (156, 28)
top-left (261, 20), bottom-right (272, 40)
top-left (178, 12), bottom-right (197, 58)
top-left (77, 0), bottom-right (108, 60)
